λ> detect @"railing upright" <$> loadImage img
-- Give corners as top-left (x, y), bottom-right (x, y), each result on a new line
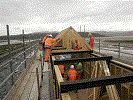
top-left (22, 30), bottom-right (26, 68)
top-left (36, 67), bottom-right (41, 100)
top-left (40, 54), bottom-right (43, 87)
top-left (99, 38), bottom-right (100, 53)
top-left (6, 25), bottom-right (14, 86)
top-left (118, 42), bottom-right (120, 58)
top-left (29, 35), bottom-right (31, 53)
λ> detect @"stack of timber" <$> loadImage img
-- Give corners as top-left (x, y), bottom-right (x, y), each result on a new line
top-left (51, 26), bottom-right (133, 100)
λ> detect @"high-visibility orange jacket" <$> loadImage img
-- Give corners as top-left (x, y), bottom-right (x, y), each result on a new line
top-left (43, 37), bottom-right (47, 43)
top-left (68, 69), bottom-right (77, 81)
top-left (45, 38), bottom-right (56, 47)
top-left (41, 37), bottom-right (47, 49)
top-left (74, 42), bottom-right (80, 50)
top-left (58, 65), bottom-right (64, 74)
top-left (89, 36), bottom-right (94, 49)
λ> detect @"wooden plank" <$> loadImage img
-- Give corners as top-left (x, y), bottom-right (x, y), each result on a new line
top-left (103, 61), bottom-right (120, 100)
top-left (71, 30), bottom-right (88, 50)
top-left (29, 61), bottom-right (42, 100)
top-left (52, 49), bottom-right (90, 54)
top-left (121, 85), bottom-right (129, 100)
top-left (110, 63), bottom-right (116, 75)
top-left (13, 71), bottom-right (32, 100)
top-left (29, 73), bottom-right (41, 100)
top-left (3, 54), bottom-right (37, 100)
top-left (116, 66), bottom-right (122, 75)
top-left (52, 56), bottom-right (71, 100)
top-left (92, 53), bottom-right (133, 70)
top-left (61, 93), bottom-right (71, 100)
top-left (20, 73), bottom-right (36, 100)
top-left (72, 28), bottom-right (92, 50)
top-left (78, 88), bottom-right (93, 100)
top-left (52, 30), bottom-right (70, 48)
top-left (111, 60), bottom-right (133, 70)
top-left (3, 53), bottom-right (35, 100)
top-left (13, 60), bottom-right (41, 100)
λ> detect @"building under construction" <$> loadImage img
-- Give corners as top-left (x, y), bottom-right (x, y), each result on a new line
top-left (2, 26), bottom-right (133, 100)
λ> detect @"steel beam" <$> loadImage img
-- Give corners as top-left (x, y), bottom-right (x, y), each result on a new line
top-left (60, 72), bottom-right (133, 93)
top-left (54, 56), bottom-right (112, 65)
top-left (52, 50), bottom-right (93, 55)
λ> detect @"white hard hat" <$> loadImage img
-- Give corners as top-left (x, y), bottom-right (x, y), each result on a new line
top-left (70, 65), bottom-right (74, 69)
top-left (49, 34), bottom-right (52, 37)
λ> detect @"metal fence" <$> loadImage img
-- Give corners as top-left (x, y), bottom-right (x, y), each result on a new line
top-left (0, 25), bottom-right (40, 99)
top-left (87, 39), bottom-right (133, 58)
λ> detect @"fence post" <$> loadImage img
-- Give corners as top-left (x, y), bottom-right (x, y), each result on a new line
top-left (36, 68), bottom-right (41, 100)
top-left (22, 30), bottom-right (26, 68)
top-left (40, 54), bottom-right (43, 87)
top-left (29, 35), bottom-right (31, 52)
top-left (118, 42), bottom-right (120, 58)
top-left (7, 25), bottom-right (14, 86)
top-left (99, 38), bottom-right (100, 53)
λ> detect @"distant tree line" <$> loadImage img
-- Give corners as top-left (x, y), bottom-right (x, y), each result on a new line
top-left (0, 32), bottom-right (106, 40)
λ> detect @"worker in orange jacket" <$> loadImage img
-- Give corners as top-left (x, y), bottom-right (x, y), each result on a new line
top-left (58, 56), bottom-right (65, 77)
top-left (41, 34), bottom-right (49, 50)
top-left (58, 65), bottom-right (65, 77)
top-left (67, 65), bottom-right (77, 81)
top-left (73, 40), bottom-right (81, 50)
top-left (44, 34), bottom-right (58, 62)
top-left (88, 33), bottom-right (94, 49)
top-left (67, 65), bottom-right (78, 93)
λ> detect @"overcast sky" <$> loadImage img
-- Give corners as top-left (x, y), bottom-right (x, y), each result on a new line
top-left (0, 0), bottom-right (133, 36)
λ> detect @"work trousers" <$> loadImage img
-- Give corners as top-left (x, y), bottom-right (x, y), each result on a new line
top-left (45, 49), bottom-right (51, 62)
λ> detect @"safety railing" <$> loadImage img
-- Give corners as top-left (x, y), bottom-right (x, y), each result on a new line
top-left (0, 25), bottom-right (41, 99)
top-left (0, 43), bottom-right (38, 69)
top-left (86, 38), bottom-right (133, 59)
top-left (0, 43), bottom-right (38, 87)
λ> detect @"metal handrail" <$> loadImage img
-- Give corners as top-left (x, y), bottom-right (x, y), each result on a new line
top-left (0, 47), bottom-right (37, 87)
top-left (0, 72), bottom-right (14, 87)
top-left (0, 41), bottom-right (37, 58)
top-left (0, 43), bottom-right (38, 68)
top-left (95, 47), bottom-right (133, 55)
top-left (94, 39), bottom-right (133, 58)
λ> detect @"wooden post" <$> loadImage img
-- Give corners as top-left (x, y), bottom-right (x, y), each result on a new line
top-left (103, 61), bottom-right (120, 100)
top-left (36, 68), bottom-right (41, 100)
top-left (6, 25), bottom-right (14, 86)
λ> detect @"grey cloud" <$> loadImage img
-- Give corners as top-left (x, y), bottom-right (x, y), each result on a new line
top-left (0, 0), bottom-right (132, 35)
